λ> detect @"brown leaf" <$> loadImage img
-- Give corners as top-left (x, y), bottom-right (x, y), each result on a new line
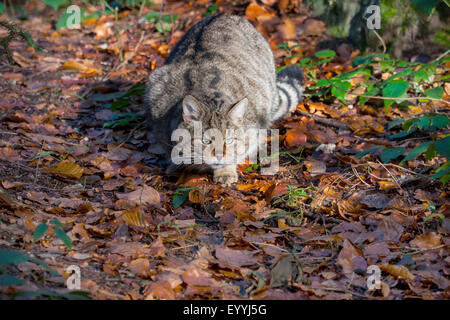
top-left (116, 186), bottom-right (160, 206)
top-left (149, 236), bottom-right (166, 257)
top-left (128, 258), bottom-right (154, 278)
top-left (337, 239), bottom-right (367, 275)
top-left (182, 268), bottom-right (215, 287)
top-left (409, 232), bottom-right (441, 249)
top-left (44, 161), bottom-right (84, 179)
top-left (380, 264), bottom-right (415, 281)
top-left (144, 281), bottom-right (175, 300)
top-left (1, 181), bottom-right (24, 189)
top-left (215, 246), bottom-right (256, 268)
top-left (121, 208), bottom-right (150, 227)
top-left (303, 160), bottom-right (326, 176)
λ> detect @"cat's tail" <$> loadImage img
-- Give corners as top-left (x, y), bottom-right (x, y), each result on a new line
top-left (273, 65), bottom-right (304, 121)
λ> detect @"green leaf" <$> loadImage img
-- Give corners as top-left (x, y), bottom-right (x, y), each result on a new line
top-left (380, 147), bottom-right (405, 163)
top-left (402, 141), bottom-right (432, 162)
top-left (388, 130), bottom-right (415, 140)
top-left (43, 0), bottom-right (66, 11)
top-left (312, 78), bottom-right (331, 88)
top-left (33, 223), bottom-right (49, 242)
top-left (352, 54), bottom-right (389, 67)
top-left (382, 80), bottom-right (409, 110)
top-left (0, 3), bottom-right (5, 14)
top-left (49, 219), bottom-right (65, 229)
top-left (424, 213), bottom-right (445, 222)
top-left (411, 0), bottom-right (439, 17)
top-left (54, 227), bottom-right (72, 250)
top-left (355, 146), bottom-right (384, 159)
top-left (314, 50), bottom-right (336, 59)
top-left (172, 187), bottom-right (197, 209)
top-left (161, 14), bottom-right (177, 23)
top-left (430, 114), bottom-right (450, 129)
top-left (0, 250), bottom-right (29, 266)
top-left (331, 80), bottom-right (351, 104)
top-left (432, 161), bottom-right (450, 184)
top-left (0, 274), bottom-right (25, 286)
top-left (424, 87), bottom-right (444, 99)
top-left (144, 11), bottom-right (159, 22)
top-left (425, 143), bottom-right (437, 160)
top-left (359, 84), bottom-right (380, 105)
top-left (435, 136), bottom-right (450, 159)
top-left (388, 119), bottom-right (405, 130)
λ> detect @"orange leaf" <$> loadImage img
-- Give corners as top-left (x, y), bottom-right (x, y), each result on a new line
top-left (284, 128), bottom-right (307, 148)
top-left (60, 61), bottom-right (88, 71)
top-left (245, 2), bottom-right (275, 22)
top-left (380, 264), bottom-right (415, 281)
top-left (188, 189), bottom-right (203, 204)
top-left (44, 161), bottom-right (84, 179)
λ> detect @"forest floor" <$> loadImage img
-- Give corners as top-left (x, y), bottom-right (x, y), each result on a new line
top-left (0, 0), bottom-right (449, 300)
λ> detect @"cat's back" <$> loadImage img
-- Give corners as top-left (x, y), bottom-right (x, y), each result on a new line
top-left (147, 13), bottom-right (278, 128)
top-left (165, 13), bottom-right (272, 66)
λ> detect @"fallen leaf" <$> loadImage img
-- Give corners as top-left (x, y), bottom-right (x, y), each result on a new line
top-left (44, 161), bottom-right (84, 179)
top-left (409, 232), bottom-right (441, 249)
top-left (215, 246), bottom-right (256, 268)
top-left (116, 186), bottom-right (160, 206)
top-left (380, 264), bottom-right (415, 281)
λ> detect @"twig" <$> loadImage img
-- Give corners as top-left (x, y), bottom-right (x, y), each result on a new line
top-left (116, 31), bottom-right (145, 71)
top-left (357, 94), bottom-right (450, 106)
top-left (296, 110), bottom-right (349, 130)
top-left (372, 29), bottom-right (386, 54)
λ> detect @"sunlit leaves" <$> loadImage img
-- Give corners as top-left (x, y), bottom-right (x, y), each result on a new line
top-left (314, 49), bottom-right (336, 59)
top-left (330, 80), bottom-right (351, 104)
top-left (382, 80), bottom-right (409, 110)
top-left (424, 86), bottom-right (444, 99)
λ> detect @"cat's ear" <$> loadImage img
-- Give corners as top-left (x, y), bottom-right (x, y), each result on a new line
top-left (228, 98), bottom-right (247, 124)
top-left (182, 95), bottom-right (204, 124)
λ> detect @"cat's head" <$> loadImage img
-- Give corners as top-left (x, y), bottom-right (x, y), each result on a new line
top-left (174, 95), bottom-right (250, 168)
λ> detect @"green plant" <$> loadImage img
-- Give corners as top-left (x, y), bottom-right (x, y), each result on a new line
top-left (204, 5), bottom-right (218, 16)
top-left (33, 219), bottom-right (72, 250)
top-left (172, 186), bottom-right (198, 209)
top-left (273, 185), bottom-right (315, 208)
top-left (304, 49), bottom-right (449, 109)
top-left (356, 113), bottom-right (450, 184)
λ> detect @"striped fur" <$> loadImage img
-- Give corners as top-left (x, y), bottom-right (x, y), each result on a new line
top-left (146, 14), bottom-right (303, 183)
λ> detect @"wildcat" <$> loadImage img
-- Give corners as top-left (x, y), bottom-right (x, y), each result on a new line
top-left (146, 13), bottom-right (303, 185)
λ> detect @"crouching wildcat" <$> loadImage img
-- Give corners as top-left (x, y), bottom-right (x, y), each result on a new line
top-left (146, 14), bottom-right (303, 185)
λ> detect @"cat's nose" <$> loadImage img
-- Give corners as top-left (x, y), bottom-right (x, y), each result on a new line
top-left (216, 153), bottom-right (223, 161)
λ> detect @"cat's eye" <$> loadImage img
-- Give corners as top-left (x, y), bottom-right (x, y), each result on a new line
top-left (202, 139), bottom-right (212, 145)
top-left (225, 138), bottom-right (234, 145)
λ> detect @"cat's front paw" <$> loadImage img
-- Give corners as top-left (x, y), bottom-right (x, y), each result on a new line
top-left (213, 172), bottom-right (238, 185)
